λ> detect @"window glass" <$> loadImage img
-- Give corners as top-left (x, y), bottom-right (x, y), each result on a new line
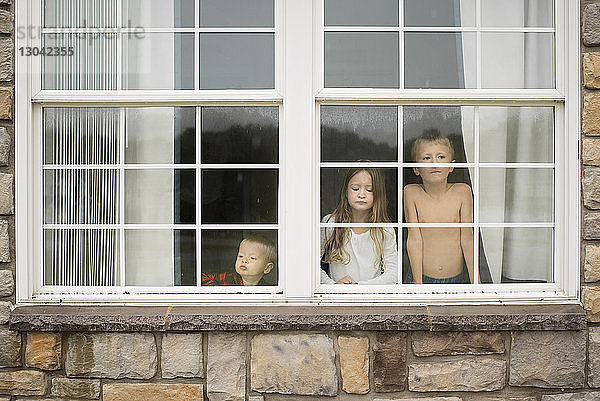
top-left (123, 0), bottom-right (195, 28)
top-left (44, 0), bottom-right (118, 28)
top-left (404, 0), bottom-right (476, 27)
top-left (200, 0), bottom-right (274, 28)
top-left (325, 0), bottom-right (399, 27)
top-left (481, 0), bottom-right (554, 27)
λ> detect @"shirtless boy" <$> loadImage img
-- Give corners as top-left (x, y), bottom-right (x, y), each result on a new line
top-left (403, 132), bottom-right (474, 284)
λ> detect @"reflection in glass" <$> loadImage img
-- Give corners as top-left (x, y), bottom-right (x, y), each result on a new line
top-left (125, 229), bottom-right (196, 286)
top-left (403, 106), bottom-right (475, 163)
top-left (124, 33), bottom-right (194, 90)
top-left (200, 0), bottom-right (274, 28)
top-left (123, 0), bottom-right (195, 28)
top-left (325, 0), bottom-right (398, 26)
top-left (481, 33), bottom-right (554, 89)
top-left (481, 227), bottom-right (553, 283)
top-left (202, 107), bottom-right (278, 164)
top-left (479, 107), bottom-right (554, 163)
top-left (320, 168), bottom-right (398, 222)
top-left (125, 169), bottom-right (196, 224)
top-left (404, 0), bottom-right (475, 27)
top-left (45, 169), bottom-right (119, 224)
top-left (44, 108), bottom-right (120, 165)
top-left (45, 229), bottom-right (119, 286)
top-left (201, 170), bottom-right (278, 223)
top-left (325, 32), bottom-right (399, 88)
top-left (200, 34), bottom-right (275, 89)
top-left (44, 33), bottom-right (118, 90)
top-left (479, 168), bottom-right (554, 223)
top-left (405, 32), bottom-right (476, 89)
top-left (125, 107), bottom-right (195, 164)
top-left (201, 230), bottom-right (278, 286)
top-left (44, 0), bottom-right (118, 28)
top-left (481, 0), bottom-right (553, 27)
top-left (321, 106), bottom-right (397, 162)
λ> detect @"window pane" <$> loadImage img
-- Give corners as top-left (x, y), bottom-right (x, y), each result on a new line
top-left (200, 0), bottom-right (274, 28)
top-left (321, 106), bottom-right (398, 162)
top-left (202, 107), bottom-right (279, 164)
top-left (201, 170), bottom-right (278, 224)
top-left (199, 34), bottom-right (274, 89)
top-left (479, 168), bottom-right (554, 223)
top-left (405, 32), bottom-right (476, 89)
top-left (479, 107), bottom-right (554, 163)
top-left (45, 229), bottom-right (120, 286)
top-left (481, 0), bottom-right (553, 27)
top-left (403, 106), bottom-right (475, 163)
top-left (44, 169), bottom-right (119, 224)
top-left (125, 229), bottom-right (196, 286)
top-left (325, 32), bottom-right (399, 88)
top-left (124, 33), bottom-right (194, 90)
top-left (44, 0), bottom-right (118, 28)
top-left (481, 33), bottom-right (554, 89)
top-left (404, 0), bottom-right (475, 27)
top-left (321, 168), bottom-right (398, 223)
top-left (44, 108), bottom-right (120, 165)
top-left (43, 33), bottom-right (118, 90)
top-left (125, 107), bottom-right (196, 164)
top-left (125, 169), bottom-right (196, 224)
top-left (481, 227), bottom-right (553, 283)
top-left (123, 0), bottom-right (195, 28)
top-left (325, 0), bottom-right (398, 27)
top-left (201, 230), bottom-right (278, 286)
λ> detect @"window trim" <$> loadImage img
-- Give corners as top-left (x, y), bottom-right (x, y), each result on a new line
top-left (15, 0), bottom-right (581, 304)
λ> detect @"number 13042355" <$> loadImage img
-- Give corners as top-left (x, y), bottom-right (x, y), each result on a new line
top-left (19, 47), bottom-right (74, 56)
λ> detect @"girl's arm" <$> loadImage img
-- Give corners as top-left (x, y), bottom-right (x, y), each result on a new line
top-left (320, 215), bottom-right (336, 284)
top-left (459, 185), bottom-right (476, 283)
top-left (404, 187), bottom-right (423, 284)
top-left (357, 228), bottom-right (398, 285)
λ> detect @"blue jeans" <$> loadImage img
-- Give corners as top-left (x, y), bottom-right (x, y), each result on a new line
top-left (422, 270), bottom-right (469, 284)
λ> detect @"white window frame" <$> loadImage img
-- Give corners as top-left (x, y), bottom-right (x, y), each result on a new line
top-left (15, 0), bottom-right (580, 304)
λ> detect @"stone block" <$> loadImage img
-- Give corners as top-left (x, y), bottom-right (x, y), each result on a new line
top-left (0, 173), bottom-right (13, 215)
top-left (0, 219), bottom-right (9, 263)
top-left (408, 357), bottom-right (506, 392)
top-left (26, 332), bottom-right (62, 370)
top-left (0, 127), bottom-right (9, 167)
top-left (103, 383), bottom-right (203, 401)
top-left (374, 398), bottom-right (461, 401)
top-left (584, 212), bottom-right (600, 240)
top-left (583, 286), bottom-right (600, 322)
top-left (509, 330), bottom-right (586, 388)
top-left (589, 328), bottom-right (600, 388)
top-left (411, 331), bottom-right (504, 356)
top-left (585, 94), bottom-right (600, 137)
top-left (161, 333), bottom-right (203, 378)
top-left (477, 398), bottom-right (536, 401)
top-left (584, 138), bottom-right (600, 167)
top-left (207, 332), bottom-right (245, 401)
top-left (542, 393), bottom-right (600, 401)
top-left (0, 88), bottom-right (11, 120)
top-left (0, 38), bottom-right (13, 82)
top-left (0, 269), bottom-right (13, 296)
top-left (0, 301), bottom-right (10, 324)
top-left (51, 377), bottom-right (101, 399)
top-left (0, 370), bottom-right (46, 395)
top-left (248, 397), bottom-right (264, 401)
top-left (373, 332), bottom-right (406, 392)
top-left (585, 3), bottom-right (600, 46)
top-left (585, 167), bottom-right (600, 209)
top-left (251, 333), bottom-right (337, 396)
top-left (0, 326), bottom-right (20, 367)
top-left (585, 53), bottom-right (600, 89)
top-left (66, 332), bottom-right (157, 379)
top-left (586, 245), bottom-right (600, 283)
top-left (0, 10), bottom-right (12, 34)
top-left (338, 336), bottom-right (369, 394)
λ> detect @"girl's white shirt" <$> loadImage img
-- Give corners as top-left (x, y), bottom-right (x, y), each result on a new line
top-left (320, 214), bottom-right (398, 285)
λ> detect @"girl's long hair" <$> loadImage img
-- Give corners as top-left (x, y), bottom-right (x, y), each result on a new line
top-left (323, 167), bottom-right (391, 268)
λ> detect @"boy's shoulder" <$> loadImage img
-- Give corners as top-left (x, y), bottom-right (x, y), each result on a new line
top-left (449, 182), bottom-right (472, 196)
top-left (403, 183), bottom-right (424, 194)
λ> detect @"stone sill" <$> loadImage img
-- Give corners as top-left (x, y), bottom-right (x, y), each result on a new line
top-left (9, 304), bottom-right (586, 332)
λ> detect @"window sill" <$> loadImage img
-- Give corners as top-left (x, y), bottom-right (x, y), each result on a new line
top-left (9, 304), bottom-right (586, 332)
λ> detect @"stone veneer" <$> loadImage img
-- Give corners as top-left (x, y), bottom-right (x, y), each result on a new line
top-left (1, 0), bottom-right (600, 400)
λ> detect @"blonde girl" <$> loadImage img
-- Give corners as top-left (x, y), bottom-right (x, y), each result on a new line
top-left (321, 167), bottom-right (398, 285)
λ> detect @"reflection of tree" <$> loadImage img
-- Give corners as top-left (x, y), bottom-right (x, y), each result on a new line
top-left (202, 123), bottom-right (278, 163)
top-left (321, 127), bottom-right (397, 161)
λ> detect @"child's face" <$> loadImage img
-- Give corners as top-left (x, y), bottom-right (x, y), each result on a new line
top-left (235, 240), bottom-right (274, 281)
top-left (347, 170), bottom-right (374, 213)
top-left (413, 141), bottom-right (455, 183)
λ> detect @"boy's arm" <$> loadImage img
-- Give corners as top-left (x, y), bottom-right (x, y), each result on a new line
top-left (404, 186), bottom-right (423, 284)
top-left (458, 185), bottom-right (476, 283)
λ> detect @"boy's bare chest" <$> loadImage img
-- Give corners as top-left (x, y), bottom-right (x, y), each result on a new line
top-left (414, 195), bottom-right (462, 223)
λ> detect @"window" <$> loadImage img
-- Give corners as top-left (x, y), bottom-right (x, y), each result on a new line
top-left (16, 0), bottom-right (580, 303)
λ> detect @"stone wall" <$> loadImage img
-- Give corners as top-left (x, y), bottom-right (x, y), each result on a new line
top-left (1, 0), bottom-right (600, 400)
